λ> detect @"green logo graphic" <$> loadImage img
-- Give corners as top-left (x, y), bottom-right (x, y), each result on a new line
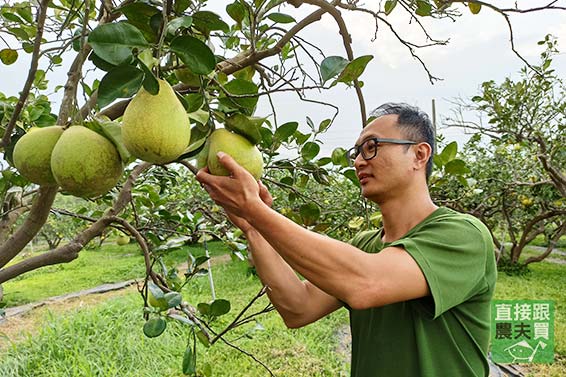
top-left (491, 300), bottom-right (554, 363)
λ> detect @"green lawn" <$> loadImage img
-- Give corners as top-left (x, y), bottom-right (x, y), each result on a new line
top-left (2, 241), bottom-right (229, 307)
top-left (0, 243), bottom-right (564, 376)
top-left (0, 258), bottom-right (349, 377)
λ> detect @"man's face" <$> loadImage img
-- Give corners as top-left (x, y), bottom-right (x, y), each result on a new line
top-left (352, 115), bottom-right (416, 202)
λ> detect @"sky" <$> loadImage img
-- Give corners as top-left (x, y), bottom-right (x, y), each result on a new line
top-left (2, 1), bottom-right (565, 156)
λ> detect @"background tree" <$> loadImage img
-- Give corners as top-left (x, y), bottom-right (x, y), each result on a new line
top-left (443, 37), bottom-right (566, 271)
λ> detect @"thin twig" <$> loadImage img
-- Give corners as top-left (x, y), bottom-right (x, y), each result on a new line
top-left (1, 0), bottom-right (50, 148)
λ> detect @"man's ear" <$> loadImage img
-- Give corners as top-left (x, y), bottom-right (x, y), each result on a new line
top-left (413, 142), bottom-right (432, 171)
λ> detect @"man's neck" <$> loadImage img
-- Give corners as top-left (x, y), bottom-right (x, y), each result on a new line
top-left (378, 190), bottom-right (438, 243)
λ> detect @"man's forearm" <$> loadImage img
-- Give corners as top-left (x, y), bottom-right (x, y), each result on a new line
top-left (244, 229), bottom-right (316, 320)
top-left (246, 200), bottom-right (365, 305)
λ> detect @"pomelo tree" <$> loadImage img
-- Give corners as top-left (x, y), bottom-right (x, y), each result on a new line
top-left (0, 0), bottom-right (563, 373)
top-left (443, 37), bottom-right (565, 272)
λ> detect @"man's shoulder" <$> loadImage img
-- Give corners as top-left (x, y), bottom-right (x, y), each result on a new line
top-left (425, 207), bottom-right (491, 237)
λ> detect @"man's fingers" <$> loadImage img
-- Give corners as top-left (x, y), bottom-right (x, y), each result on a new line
top-left (217, 152), bottom-right (247, 177)
top-left (258, 181), bottom-right (273, 207)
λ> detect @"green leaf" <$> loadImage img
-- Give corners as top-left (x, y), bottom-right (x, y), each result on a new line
top-left (8, 27), bottom-right (29, 41)
top-left (16, 5), bottom-right (33, 24)
top-left (320, 56), bottom-right (349, 84)
top-left (135, 57), bottom-right (159, 95)
top-left (210, 299), bottom-right (231, 317)
top-left (336, 55), bottom-right (374, 84)
top-left (98, 119), bottom-right (132, 163)
top-left (0, 49), bottom-right (18, 65)
top-left (182, 346), bottom-right (196, 375)
top-left (348, 216), bottom-right (365, 229)
top-left (197, 302), bottom-right (210, 316)
top-left (224, 113), bottom-right (264, 145)
top-left (384, 0), bottom-right (398, 15)
top-left (331, 147), bottom-right (349, 167)
top-left (174, 0), bottom-right (191, 14)
top-left (439, 141), bottom-right (458, 163)
top-left (300, 202), bottom-right (320, 226)
top-left (415, 0), bottom-right (432, 17)
top-left (301, 142), bottom-right (320, 160)
top-left (2, 12), bottom-right (23, 23)
top-left (170, 35), bottom-right (216, 75)
top-left (219, 79), bottom-right (259, 115)
top-left (192, 11), bottom-right (229, 36)
top-left (180, 124), bottom-right (210, 161)
top-left (267, 12), bottom-right (296, 24)
top-left (97, 65), bottom-right (144, 108)
top-left (186, 93), bottom-right (205, 113)
top-left (166, 16), bottom-right (193, 34)
top-left (196, 329), bottom-right (210, 347)
top-left (317, 157), bottom-right (332, 166)
top-left (87, 22), bottom-right (149, 65)
top-left (89, 52), bottom-right (118, 72)
top-left (468, 2), bottom-right (482, 14)
top-left (343, 169), bottom-right (360, 187)
top-left (274, 122), bottom-right (298, 142)
top-left (294, 130), bottom-right (310, 145)
top-left (444, 159), bottom-right (470, 175)
top-left (226, 2), bottom-right (246, 24)
top-left (114, 2), bottom-right (160, 43)
top-left (164, 292), bottom-right (182, 308)
top-left (143, 317), bottom-right (167, 338)
top-left (188, 109), bottom-right (210, 125)
top-left (318, 119), bottom-right (332, 133)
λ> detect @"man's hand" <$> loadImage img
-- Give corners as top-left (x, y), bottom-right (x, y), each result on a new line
top-left (196, 152), bottom-right (271, 221)
top-left (225, 181), bottom-right (273, 235)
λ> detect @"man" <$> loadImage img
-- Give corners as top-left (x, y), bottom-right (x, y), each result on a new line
top-left (196, 103), bottom-right (497, 376)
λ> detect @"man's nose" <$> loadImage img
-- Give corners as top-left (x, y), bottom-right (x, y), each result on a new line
top-left (353, 153), bottom-right (366, 170)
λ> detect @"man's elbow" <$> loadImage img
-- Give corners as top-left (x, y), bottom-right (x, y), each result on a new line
top-left (344, 285), bottom-right (383, 310)
top-left (280, 313), bottom-right (312, 329)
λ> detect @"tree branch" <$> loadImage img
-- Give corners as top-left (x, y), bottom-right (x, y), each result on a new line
top-left (0, 0), bottom-right (50, 148)
top-left (0, 163), bottom-right (151, 283)
top-left (302, 0), bottom-right (367, 125)
top-left (524, 221), bottom-right (566, 265)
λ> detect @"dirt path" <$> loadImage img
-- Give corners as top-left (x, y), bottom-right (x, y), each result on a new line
top-left (0, 254), bottom-right (232, 348)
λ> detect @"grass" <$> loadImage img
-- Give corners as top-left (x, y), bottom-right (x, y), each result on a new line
top-left (1, 242), bottom-right (564, 376)
top-left (0, 259), bottom-right (349, 377)
top-left (2, 241), bottom-right (229, 307)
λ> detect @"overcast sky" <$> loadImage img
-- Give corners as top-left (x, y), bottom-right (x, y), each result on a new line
top-left (2, 1), bottom-right (565, 156)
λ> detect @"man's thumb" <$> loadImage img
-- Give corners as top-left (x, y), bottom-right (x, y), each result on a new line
top-left (217, 152), bottom-right (241, 175)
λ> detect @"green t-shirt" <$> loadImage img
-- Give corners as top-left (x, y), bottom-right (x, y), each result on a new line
top-left (348, 207), bottom-right (497, 377)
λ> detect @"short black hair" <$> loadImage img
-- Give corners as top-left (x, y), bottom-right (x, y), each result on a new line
top-left (368, 103), bottom-right (435, 179)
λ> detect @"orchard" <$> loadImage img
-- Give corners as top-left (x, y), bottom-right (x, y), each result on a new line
top-left (1, 0), bottom-right (564, 375)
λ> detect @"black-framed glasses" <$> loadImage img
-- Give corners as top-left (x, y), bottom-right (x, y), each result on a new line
top-left (347, 137), bottom-right (417, 165)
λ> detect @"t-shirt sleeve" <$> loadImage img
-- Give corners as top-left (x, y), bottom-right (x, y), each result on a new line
top-left (390, 216), bottom-right (492, 319)
top-left (349, 230), bottom-right (382, 252)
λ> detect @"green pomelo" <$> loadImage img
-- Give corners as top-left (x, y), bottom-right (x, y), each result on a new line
top-left (116, 235), bottom-right (130, 245)
top-left (50, 126), bottom-right (123, 198)
top-left (13, 126), bottom-right (63, 185)
top-left (207, 129), bottom-right (263, 180)
top-left (122, 79), bottom-right (190, 164)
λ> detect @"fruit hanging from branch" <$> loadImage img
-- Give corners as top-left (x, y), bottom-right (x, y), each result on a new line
top-left (12, 126), bottom-right (63, 186)
top-left (207, 128), bottom-right (263, 180)
top-left (122, 79), bottom-right (191, 164)
top-left (50, 126), bottom-right (123, 198)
